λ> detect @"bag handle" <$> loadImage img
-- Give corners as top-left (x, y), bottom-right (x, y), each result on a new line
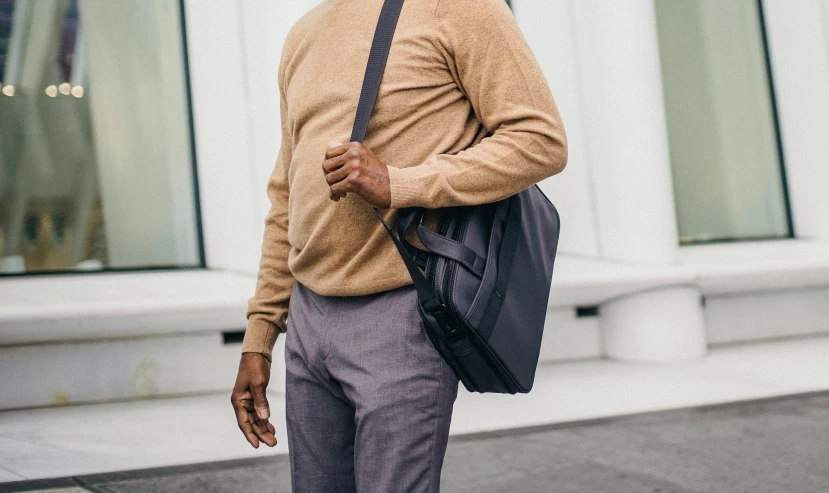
top-left (349, 0), bottom-right (447, 315)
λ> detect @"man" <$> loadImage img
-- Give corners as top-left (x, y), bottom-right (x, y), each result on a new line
top-left (231, 0), bottom-right (567, 490)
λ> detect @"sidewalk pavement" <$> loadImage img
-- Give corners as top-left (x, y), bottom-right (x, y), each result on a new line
top-left (2, 335), bottom-right (829, 490)
top-left (2, 391), bottom-right (829, 492)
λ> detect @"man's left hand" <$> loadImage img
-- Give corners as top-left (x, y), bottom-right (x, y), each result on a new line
top-left (322, 141), bottom-right (391, 208)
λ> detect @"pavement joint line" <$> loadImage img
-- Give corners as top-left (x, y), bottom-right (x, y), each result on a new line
top-left (2, 388), bottom-right (829, 491)
top-left (0, 456), bottom-right (289, 492)
top-left (0, 477), bottom-right (89, 493)
top-left (73, 481), bottom-right (113, 493)
top-left (0, 467), bottom-right (23, 485)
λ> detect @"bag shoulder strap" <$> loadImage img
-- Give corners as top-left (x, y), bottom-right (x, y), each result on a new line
top-left (349, 0), bottom-right (446, 315)
top-left (350, 0), bottom-right (405, 143)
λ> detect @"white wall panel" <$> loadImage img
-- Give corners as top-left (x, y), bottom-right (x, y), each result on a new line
top-left (186, 1), bottom-right (323, 274)
top-left (512, 0), bottom-right (600, 256)
top-left (239, 1), bottom-right (323, 224)
top-left (705, 288), bottom-right (829, 344)
top-left (183, 0), bottom-right (259, 273)
top-left (540, 308), bottom-right (602, 362)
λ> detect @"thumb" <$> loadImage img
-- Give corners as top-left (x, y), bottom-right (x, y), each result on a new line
top-left (327, 140), bottom-right (344, 150)
top-left (251, 384), bottom-right (270, 421)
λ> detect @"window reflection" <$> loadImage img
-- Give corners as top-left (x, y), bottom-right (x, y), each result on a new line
top-left (654, 0), bottom-right (791, 243)
top-left (0, 0), bottom-right (201, 274)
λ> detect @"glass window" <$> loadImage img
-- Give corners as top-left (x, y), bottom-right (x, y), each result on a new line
top-left (0, 0), bottom-right (201, 275)
top-left (654, 0), bottom-right (792, 243)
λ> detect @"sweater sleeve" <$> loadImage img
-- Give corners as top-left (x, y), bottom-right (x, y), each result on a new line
top-left (241, 44), bottom-right (295, 362)
top-left (387, 0), bottom-right (567, 209)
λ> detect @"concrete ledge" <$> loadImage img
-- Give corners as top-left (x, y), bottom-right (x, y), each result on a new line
top-left (551, 239), bottom-right (829, 307)
top-left (1, 258), bottom-right (698, 347)
top-left (679, 239), bottom-right (829, 295)
top-left (0, 270), bottom-right (254, 345)
top-left (3, 240), bottom-right (828, 347)
top-left (548, 255), bottom-right (698, 308)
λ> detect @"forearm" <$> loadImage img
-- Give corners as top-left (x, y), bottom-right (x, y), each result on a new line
top-left (388, 120), bottom-right (566, 209)
top-left (243, 236), bottom-right (292, 362)
top-left (242, 206), bottom-right (292, 362)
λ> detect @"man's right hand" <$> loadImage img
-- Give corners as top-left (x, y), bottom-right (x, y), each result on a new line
top-left (231, 352), bottom-right (278, 448)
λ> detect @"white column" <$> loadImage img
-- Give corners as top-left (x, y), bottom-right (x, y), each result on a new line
top-left (183, 0), bottom-right (323, 274)
top-left (572, 0), bottom-right (678, 265)
top-left (511, 0), bottom-right (602, 257)
top-left (571, 0), bottom-right (706, 361)
top-left (762, 0), bottom-right (829, 242)
top-left (601, 287), bottom-right (707, 362)
top-left (183, 0), bottom-right (270, 273)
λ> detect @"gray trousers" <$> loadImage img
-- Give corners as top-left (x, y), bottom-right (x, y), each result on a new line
top-left (284, 281), bottom-right (460, 493)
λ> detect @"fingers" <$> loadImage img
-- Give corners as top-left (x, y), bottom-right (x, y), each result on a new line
top-left (330, 176), bottom-right (355, 199)
top-left (325, 164), bottom-right (351, 187)
top-left (323, 142), bottom-right (365, 174)
top-left (324, 141), bottom-right (349, 159)
top-left (323, 142), bottom-right (358, 201)
top-left (322, 152), bottom-right (349, 174)
top-left (250, 382), bottom-right (270, 421)
top-left (322, 141), bottom-right (378, 203)
top-left (251, 418), bottom-right (278, 448)
top-left (243, 401), bottom-right (277, 448)
top-left (232, 354), bottom-right (278, 449)
top-left (321, 140), bottom-right (349, 177)
top-left (232, 392), bottom-right (278, 448)
top-left (232, 397), bottom-right (261, 448)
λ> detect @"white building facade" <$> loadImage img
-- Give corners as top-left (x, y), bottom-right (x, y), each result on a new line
top-left (1, 0), bottom-right (828, 410)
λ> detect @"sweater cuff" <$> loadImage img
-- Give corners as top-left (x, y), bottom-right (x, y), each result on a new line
top-left (241, 317), bottom-right (281, 363)
top-left (387, 165), bottom-right (425, 209)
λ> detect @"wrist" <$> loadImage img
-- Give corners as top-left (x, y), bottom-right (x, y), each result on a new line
top-left (241, 318), bottom-right (280, 362)
top-left (241, 352), bottom-right (271, 370)
top-left (387, 165), bottom-right (423, 209)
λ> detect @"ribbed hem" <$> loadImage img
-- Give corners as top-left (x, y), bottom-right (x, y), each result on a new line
top-left (241, 317), bottom-right (281, 363)
top-left (387, 165), bottom-right (425, 209)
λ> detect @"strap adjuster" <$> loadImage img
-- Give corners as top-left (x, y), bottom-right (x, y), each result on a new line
top-left (423, 299), bottom-right (448, 317)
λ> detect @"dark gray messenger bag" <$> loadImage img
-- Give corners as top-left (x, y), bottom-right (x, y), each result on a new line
top-left (351, 0), bottom-right (561, 394)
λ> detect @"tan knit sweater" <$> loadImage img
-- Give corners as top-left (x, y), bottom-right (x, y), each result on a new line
top-left (242, 0), bottom-right (567, 361)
